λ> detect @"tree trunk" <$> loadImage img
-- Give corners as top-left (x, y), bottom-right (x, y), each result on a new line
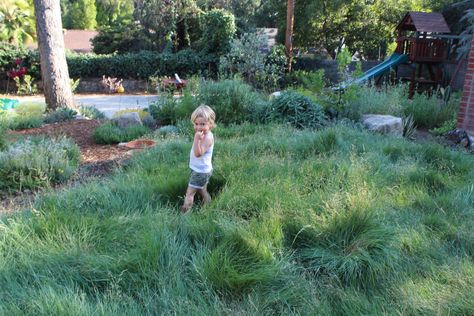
top-left (33, 0), bottom-right (74, 110)
top-left (285, 0), bottom-right (295, 72)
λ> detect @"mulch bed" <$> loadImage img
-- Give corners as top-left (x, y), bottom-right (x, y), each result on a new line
top-left (2, 119), bottom-right (137, 214)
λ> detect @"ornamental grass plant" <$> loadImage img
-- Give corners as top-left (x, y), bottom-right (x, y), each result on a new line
top-left (0, 136), bottom-right (80, 191)
top-left (1, 123), bottom-right (473, 314)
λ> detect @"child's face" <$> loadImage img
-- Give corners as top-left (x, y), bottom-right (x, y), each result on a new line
top-left (193, 117), bottom-right (211, 134)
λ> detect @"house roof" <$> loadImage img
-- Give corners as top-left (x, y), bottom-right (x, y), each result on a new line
top-left (396, 12), bottom-right (451, 34)
top-left (63, 29), bottom-right (98, 53)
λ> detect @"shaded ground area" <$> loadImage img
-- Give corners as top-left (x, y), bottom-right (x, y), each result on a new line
top-left (2, 119), bottom-right (136, 214)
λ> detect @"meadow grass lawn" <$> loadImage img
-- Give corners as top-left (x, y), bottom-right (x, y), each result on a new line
top-left (1, 123), bottom-right (474, 315)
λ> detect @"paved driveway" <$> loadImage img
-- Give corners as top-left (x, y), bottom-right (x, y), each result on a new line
top-left (10, 94), bottom-right (159, 118)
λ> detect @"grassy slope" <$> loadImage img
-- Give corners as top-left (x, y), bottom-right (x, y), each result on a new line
top-left (1, 123), bottom-right (473, 315)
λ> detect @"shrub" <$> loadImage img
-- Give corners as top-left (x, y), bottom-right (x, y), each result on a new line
top-left (78, 105), bottom-right (105, 119)
top-left (0, 136), bottom-right (80, 191)
top-left (0, 102), bottom-right (46, 130)
top-left (219, 33), bottom-right (286, 92)
top-left (67, 49), bottom-right (209, 80)
top-left (0, 44), bottom-right (41, 82)
top-left (265, 90), bottom-right (327, 129)
top-left (430, 118), bottom-right (457, 136)
top-left (198, 9), bottom-right (236, 57)
top-left (284, 69), bottom-right (326, 94)
top-left (0, 126), bottom-right (6, 150)
top-left (44, 107), bottom-right (77, 124)
top-left (148, 97), bottom-right (181, 126)
top-left (92, 22), bottom-right (153, 54)
top-left (403, 92), bottom-right (457, 129)
top-left (93, 121), bottom-right (150, 144)
top-left (197, 79), bottom-right (267, 125)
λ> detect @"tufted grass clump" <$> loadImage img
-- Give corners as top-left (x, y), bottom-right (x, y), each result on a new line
top-left (287, 209), bottom-right (397, 288)
top-left (194, 230), bottom-right (281, 295)
top-left (0, 136), bottom-right (80, 191)
top-left (93, 121), bottom-right (150, 144)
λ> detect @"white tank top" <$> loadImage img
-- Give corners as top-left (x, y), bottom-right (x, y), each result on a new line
top-left (189, 132), bottom-right (213, 173)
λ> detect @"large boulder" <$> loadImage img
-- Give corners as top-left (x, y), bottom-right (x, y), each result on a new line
top-left (113, 112), bottom-right (142, 129)
top-left (362, 114), bottom-right (403, 137)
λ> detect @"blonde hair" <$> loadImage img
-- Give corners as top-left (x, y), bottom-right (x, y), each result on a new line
top-left (191, 105), bottom-right (216, 128)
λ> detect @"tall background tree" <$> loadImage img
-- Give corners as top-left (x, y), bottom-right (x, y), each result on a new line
top-left (33, 0), bottom-right (74, 109)
top-left (285, 0), bottom-right (294, 71)
top-left (0, 0), bottom-right (36, 45)
top-left (61, 0), bottom-right (97, 29)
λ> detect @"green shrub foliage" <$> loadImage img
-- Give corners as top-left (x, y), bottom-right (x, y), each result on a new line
top-left (92, 23), bottom-right (155, 54)
top-left (266, 90), bottom-right (327, 129)
top-left (78, 105), bottom-right (105, 119)
top-left (44, 107), bottom-right (77, 124)
top-left (198, 9), bottom-right (236, 57)
top-left (0, 44), bottom-right (41, 82)
top-left (93, 121), bottom-right (150, 144)
top-left (197, 79), bottom-right (267, 125)
top-left (0, 136), bottom-right (80, 191)
top-left (219, 33), bottom-right (286, 92)
top-left (67, 50), bottom-right (209, 79)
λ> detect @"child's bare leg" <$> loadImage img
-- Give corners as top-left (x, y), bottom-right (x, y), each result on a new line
top-left (182, 186), bottom-right (197, 212)
top-left (198, 186), bottom-right (211, 204)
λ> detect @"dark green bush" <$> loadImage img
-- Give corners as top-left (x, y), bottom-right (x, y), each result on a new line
top-left (92, 23), bottom-right (156, 54)
top-left (67, 50), bottom-right (210, 79)
top-left (44, 107), bottom-right (77, 124)
top-left (93, 121), bottom-right (150, 144)
top-left (0, 44), bottom-right (41, 82)
top-left (198, 9), bottom-right (236, 57)
top-left (266, 90), bottom-right (327, 129)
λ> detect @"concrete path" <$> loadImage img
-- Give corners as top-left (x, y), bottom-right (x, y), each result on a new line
top-left (5, 94), bottom-right (159, 118)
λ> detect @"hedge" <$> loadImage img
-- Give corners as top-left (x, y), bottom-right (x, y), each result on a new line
top-left (67, 49), bottom-right (214, 79)
top-left (1, 44), bottom-right (214, 81)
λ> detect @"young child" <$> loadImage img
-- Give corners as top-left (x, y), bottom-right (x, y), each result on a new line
top-left (181, 105), bottom-right (216, 213)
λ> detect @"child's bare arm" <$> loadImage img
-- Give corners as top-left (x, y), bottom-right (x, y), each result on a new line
top-left (193, 132), bottom-right (213, 157)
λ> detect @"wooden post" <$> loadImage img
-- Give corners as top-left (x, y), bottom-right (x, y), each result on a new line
top-left (285, 0), bottom-right (295, 72)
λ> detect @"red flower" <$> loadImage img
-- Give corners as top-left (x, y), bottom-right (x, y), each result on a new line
top-left (15, 58), bottom-right (22, 65)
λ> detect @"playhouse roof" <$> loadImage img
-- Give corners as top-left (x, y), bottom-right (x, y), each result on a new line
top-left (396, 12), bottom-right (451, 34)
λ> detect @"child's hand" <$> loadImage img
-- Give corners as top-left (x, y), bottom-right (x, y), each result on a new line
top-left (194, 131), bottom-right (205, 141)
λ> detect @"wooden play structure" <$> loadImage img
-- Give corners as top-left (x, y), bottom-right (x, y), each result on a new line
top-left (395, 12), bottom-right (455, 97)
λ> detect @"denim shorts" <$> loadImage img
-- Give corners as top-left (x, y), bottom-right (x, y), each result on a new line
top-left (188, 170), bottom-right (212, 189)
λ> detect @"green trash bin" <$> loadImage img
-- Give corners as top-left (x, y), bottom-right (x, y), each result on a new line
top-left (0, 98), bottom-right (20, 110)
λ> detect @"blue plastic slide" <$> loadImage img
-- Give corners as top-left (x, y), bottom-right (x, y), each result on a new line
top-left (336, 53), bottom-right (408, 90)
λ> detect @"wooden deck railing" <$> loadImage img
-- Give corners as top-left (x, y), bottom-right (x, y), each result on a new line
top-left (396, 37), bottom-right (446, 62)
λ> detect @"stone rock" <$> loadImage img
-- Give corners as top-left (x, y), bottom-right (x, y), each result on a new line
top-left (467, 133), bottom-right (474, 151)
top-left (446, 129), bottom-right (467, 143)
top-left (113, 112), bottom-right (142, 129)
top-left (361, 114), bottom-right (403, 137)
top-left (270, 91), bottom-right (281, 99)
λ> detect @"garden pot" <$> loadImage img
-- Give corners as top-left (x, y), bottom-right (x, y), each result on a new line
top-left (125, 139), bottom-right (156, 149)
